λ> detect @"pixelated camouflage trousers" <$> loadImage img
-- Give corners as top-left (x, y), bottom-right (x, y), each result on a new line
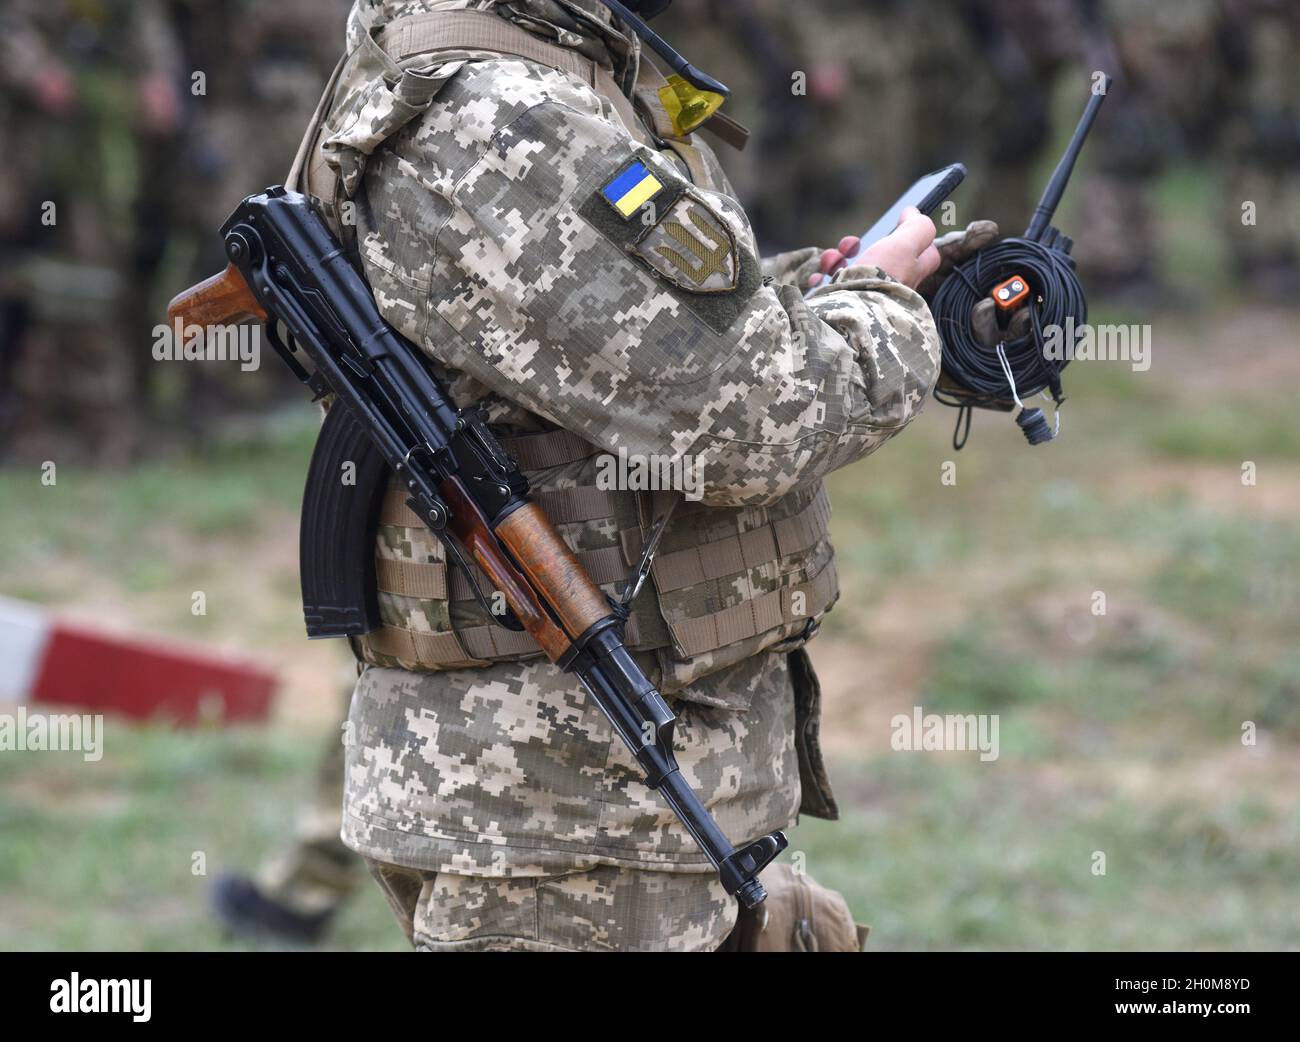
top-left (365, 858), bottom-right (735, 952)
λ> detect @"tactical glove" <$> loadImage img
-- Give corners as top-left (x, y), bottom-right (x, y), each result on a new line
top-left (916, 219), bottom-right (999, 300)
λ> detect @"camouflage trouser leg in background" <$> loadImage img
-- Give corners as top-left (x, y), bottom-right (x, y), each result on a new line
top-left (252, 693), bottom-right (363, 918)
top-left (365, 859), bottom-right (736, 952)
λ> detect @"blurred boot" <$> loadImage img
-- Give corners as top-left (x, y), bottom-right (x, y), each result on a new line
top-left (211, 699), bottom-right (362, 944)
top-left (210, 873), bottom-right (336, 944)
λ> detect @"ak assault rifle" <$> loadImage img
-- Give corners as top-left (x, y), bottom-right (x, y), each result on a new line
top-left (167, 186), bottom-right (787, 908)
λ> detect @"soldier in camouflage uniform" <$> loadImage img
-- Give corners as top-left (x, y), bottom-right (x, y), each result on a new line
top-left (1218, 0), bottom-right (1300, 296)
top-left (651, 1), bottom-right (1061, 254)
top-left (142, 0), bottom-right (354, 432)
top-left (2, 0), bottom-right (181, 461)
top-left (0, 4), bottom-right (74, 442)
top-left (1075, 0), bottom-right (1223, 299)
top-left (288, 0), bottom-right (953, 951)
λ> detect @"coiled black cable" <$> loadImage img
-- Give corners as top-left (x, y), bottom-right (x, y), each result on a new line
top-left (931, 237), bottom-right (1085, 413)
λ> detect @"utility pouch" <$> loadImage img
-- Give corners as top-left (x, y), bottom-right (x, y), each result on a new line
top-left (718, 864), bottom-right (868, 952)
top-left (789, 648), bottom-right (838, 820)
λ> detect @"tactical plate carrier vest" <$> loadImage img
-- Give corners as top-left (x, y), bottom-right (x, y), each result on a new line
top-left (287, 7), bottom-right (838, 693)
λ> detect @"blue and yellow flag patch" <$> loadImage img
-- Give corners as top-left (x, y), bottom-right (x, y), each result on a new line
top-left (601, 160), bottom-right (664, 218)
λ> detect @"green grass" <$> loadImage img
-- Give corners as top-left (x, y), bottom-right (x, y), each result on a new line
top-left (1146, 400), bottom-right (1300, 462)
top-left (787, 754), bottom-right (1300, 951)
top-left (0, 723), bottom-right (402, 951)
top-left (803, 266), bottom-right (1299, 949)
top-left (0, 418), bottom-right (316, 581)
top-left (3, 331), bottom-right (1296, 950)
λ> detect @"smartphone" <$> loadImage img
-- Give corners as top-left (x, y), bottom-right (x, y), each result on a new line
top-left (846, 162), bottom-right (967, 262)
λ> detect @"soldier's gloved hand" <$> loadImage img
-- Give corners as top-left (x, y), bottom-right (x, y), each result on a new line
top-left (934, 295), bottom-right (1029, 413)
top-left (969, 297), bottom-right (1032, 348)
top-left (806, 207), bottom-right (940, 291)
top-left (915, 220), bottom-right (999, 300)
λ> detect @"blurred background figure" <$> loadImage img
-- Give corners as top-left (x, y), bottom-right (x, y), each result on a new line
top-left (148, 0), bottom-right (353, 439)
top-left (5, 0), bottom-right (1298, 464)
top-left (0, 0), bottom-right (351, 462)
top-left (1076, 0), bottom-right (1224, 303)
top-left (1, 0), bottom-right (182, 463)
top-left (1075, 0), bottom-right (1300, 303)
top-left (1216, 0), bottom-right (1300, 298)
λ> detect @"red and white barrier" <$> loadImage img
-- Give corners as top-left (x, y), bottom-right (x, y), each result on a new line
top-left (0, 596), bottom-right (276, 725)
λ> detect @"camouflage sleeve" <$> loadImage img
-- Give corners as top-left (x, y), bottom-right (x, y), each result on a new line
top-left (760, 247), bottom-right (822, 288)
top-left (360, 62), bottom-right (941, 507)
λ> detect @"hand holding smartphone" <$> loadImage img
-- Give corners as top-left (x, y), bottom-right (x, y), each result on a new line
top-left (805, 163), bottom-right (966, 296)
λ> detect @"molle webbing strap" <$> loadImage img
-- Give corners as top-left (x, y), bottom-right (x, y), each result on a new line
top-left (701, 111), bottom-right (750, 152)
top-left (365, 414), bottom-right (835, 665)
top-left (376, 557), bottom-right (473, 602)
top-left (379, 492), bottom-right (423, 529)
top-left (670, 562), bottom-right (839, 660)
top-left (377, 9), bottom-right (591, 78)
top-left (366, 620), bottom-right (536, 669)
top-left (366, 548), bottom-right (822, 665)
top-left (376, 9), bottom-right (641, 137)
top-left (499, 427), bottom-right (597, 471)
top-left (620, 485), bottom-right (831, 593)
top-left (367, 614), bottom-right (646, 669)
top-left (376, 542), bottom-right (631, 602)
top-left (530, 486), bottom-right (618, 525)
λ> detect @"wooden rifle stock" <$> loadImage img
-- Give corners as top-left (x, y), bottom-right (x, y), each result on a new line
top-left (438, 477), bottom-right (576, 662)
top-left (493, 502), bottom-right (611, 643)
top-left (166, 263), bottom-right (266, 328)
top-left (440, 480), bottom-right (611, 661)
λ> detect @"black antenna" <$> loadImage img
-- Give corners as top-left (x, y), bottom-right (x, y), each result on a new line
top-left (1025, 75), bottom-right (1112, 242)
top-left (602, 0), bottom-right (730, 96)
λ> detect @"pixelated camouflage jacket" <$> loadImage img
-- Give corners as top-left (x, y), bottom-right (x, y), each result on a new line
top-left (311, 0), bottom-right (941, 874)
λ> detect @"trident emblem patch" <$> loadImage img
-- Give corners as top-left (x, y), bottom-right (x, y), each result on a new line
top-left (632, 194), bottom-right (738, 294)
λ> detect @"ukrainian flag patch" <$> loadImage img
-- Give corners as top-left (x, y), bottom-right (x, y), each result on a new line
top-left (601, 160), bottom-right (664, 219)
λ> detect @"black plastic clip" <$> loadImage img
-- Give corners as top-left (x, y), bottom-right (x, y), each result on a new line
top-left (617, 503), bottom-right (677, 618)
